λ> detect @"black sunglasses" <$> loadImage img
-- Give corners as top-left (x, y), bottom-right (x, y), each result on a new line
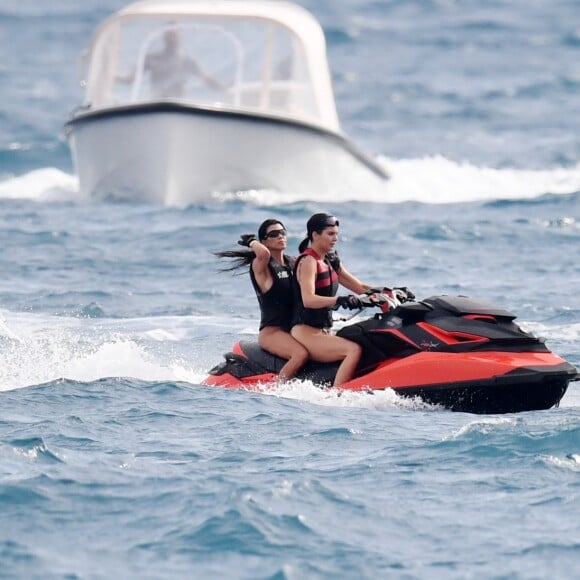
top-left (263, 228), bottom-right (287, 239)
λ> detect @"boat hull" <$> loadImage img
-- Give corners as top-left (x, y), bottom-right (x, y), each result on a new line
top-left (65, 102), bottom-right (388, 205)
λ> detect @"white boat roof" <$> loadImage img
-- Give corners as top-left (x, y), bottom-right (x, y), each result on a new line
top-left (82, 0), bottom-right (340, 130)
top-left (116, 0), bottom-right (323, 39)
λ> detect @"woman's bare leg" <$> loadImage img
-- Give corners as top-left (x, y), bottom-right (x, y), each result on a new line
top-left (333, 341), bottom-right (362, 386)
top-left (291, 326), bottom-right (362, 387)
top-left (259, 327), bottom-right (309, 381)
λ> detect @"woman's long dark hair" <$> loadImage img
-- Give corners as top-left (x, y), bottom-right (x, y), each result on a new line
top-left (214, 219), bottom-right (285, 274)
top-left (298, 213), bottom-right (339, 253)
top-left (213, 248), bottom-right (254, 273)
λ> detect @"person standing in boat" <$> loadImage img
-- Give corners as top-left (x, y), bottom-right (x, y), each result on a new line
top-left (291, 213), bottom-right (388, 387)
top-left (215, 219), bottom-right (309, 382)
top-left (117, 28), bottom-right (223, 99)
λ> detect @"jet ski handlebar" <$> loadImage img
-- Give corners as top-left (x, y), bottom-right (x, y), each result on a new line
top-left (358, 286), bottom-right (415, 312)
top-left (333, 287), bottom-right (415, 316)
top-left (358, 287), bottom-right (408, 312)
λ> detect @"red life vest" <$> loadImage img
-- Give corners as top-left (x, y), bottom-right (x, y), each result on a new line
top-left (293, 248), bottom-right (340, 328)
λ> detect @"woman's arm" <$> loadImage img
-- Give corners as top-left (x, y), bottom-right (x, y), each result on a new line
top-left (248, 239), bottom-right (273, 294)
top-left (337, 264), bottom-right (373, 294)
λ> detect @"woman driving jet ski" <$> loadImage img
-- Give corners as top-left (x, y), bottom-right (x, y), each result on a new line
top-left (291, 213), bottom-right (413, 387)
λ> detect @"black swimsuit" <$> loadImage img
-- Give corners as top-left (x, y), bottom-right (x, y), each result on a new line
top-left (250, 256), bottom-right (295, 331)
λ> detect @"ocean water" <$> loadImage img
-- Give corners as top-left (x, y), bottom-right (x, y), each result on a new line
top-left (1, 0), bottom-right (580, 578)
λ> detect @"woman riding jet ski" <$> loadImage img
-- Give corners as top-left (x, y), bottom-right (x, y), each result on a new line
top-left (203, 291), bottom-right (578, 414)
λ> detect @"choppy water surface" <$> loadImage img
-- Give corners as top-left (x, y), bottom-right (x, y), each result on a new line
top-left (0, 0), bottom-right (579, 577)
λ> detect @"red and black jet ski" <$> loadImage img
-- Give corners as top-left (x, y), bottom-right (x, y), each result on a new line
top-left (203, 294), bottom-right (578, 414)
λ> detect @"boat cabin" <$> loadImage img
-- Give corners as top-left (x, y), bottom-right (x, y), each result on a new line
top-left (78, 0), bottom-right (340, 130)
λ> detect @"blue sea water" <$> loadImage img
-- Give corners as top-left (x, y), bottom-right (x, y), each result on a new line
top-left (1, 0), bottom-right (580, 578)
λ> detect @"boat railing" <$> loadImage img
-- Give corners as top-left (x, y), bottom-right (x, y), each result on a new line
top-left (225, 80), bottom-right (312, 117)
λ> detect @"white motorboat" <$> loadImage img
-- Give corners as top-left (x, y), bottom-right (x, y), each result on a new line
top-left (65, 0), bottom-right (388, 205)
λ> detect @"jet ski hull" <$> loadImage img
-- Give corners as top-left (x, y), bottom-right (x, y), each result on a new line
top-left (203, 295), bottom-right (578, 414)
top-left (204, 348), bottom-right (575, 414)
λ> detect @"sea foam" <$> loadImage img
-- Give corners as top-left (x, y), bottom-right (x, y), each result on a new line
top-left (1, 158), bottom-right (579, 205)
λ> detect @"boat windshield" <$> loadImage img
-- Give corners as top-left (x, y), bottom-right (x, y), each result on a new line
top-left (83, 14), bottom-right (335, 127)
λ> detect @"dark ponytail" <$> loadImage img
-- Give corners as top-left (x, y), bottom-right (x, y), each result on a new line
top-left (298, 237), bottom-right (310, 253)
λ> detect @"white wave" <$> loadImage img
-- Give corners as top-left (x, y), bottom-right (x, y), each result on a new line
top-left (217, 156), bottom-right (580, 205)
top-left (0, 313), bottom-right (432, 408)
top-left (252, 379), bottom-right (438, 412)
top-left (524, 321), bottom-right (580, 344)
top-left (0, 311), bottom-right (215, 391)
top-left (376, 156), bottom-right (580, 204)
top-left (447, 416), bottom-right (518, 439)
top-left (559, 383), bottom-right (580, 409)
top-left (0, 312), bottom-right (23, 342)
top-left (0, 310), bottom-right (443, 408)
top-left (1, 309), bottom-right (577, 413)
top-left (1, 157), bottom-right (579, 204)
top-left (0, 168), bottom-right (79, 202)
top-left (540, 454), bottom-right (580, 471)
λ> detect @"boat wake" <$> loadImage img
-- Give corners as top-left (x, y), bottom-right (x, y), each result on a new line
top-left (245, 379), bottom-right (438, 412)
top-left (0, 309), bottom-right (424, 411)
top-left (1, 157), bottom-right (579, 205)
top-left (0, 167), bottom-right (79, 202)
top-left (0, 310), bottom-right (205, 392)
top-left (1, 309), bottom-right (577, 411)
